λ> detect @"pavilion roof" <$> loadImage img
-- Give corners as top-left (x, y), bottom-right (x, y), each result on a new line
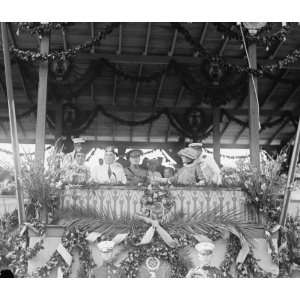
top-left (0, 22), bottom-right (300, 150)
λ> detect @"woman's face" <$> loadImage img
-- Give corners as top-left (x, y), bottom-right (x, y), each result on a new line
top-left (181, 156), bottom-right (192, 165)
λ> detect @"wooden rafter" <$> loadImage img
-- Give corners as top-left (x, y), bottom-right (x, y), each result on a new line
top-left (7, 24), bottom-right (33, 104)
top-left (194, 22), bottom-right (208, 57)
top-left (130, 22), bottom-right (152, 142)
top-left (268, 119), bottom-right (290, 145)
top-left (90, 23), bottom-right (97, 141)
top-left (165, 86), bottom-right (185, 142)
top-left (0, 103), bottom-right (296, 116)
top-left (0, 137), bottom-right (281, 151)
top-left (112, 24), bottom-right (123, 142)
top-left (61, 27), bottom-right (68, 50)
top-left (226, 44), bottom-right (289, 144)
top-left (147, 73), bottom-right (166, 142)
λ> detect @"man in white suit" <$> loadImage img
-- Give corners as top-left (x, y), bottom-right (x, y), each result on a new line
top-left (91, 146), bottom-right (127, 184)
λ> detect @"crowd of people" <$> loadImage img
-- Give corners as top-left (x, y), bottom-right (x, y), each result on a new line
top-left (60, 138), bottom-right (222, 186)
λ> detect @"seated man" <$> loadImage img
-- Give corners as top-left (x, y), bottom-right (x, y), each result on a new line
top-left (65, 151), bottom-right (90, 185)
top-left (188, 142), bottom-right (222, 185)
top-left (91, 146), bottom-right (127, 184)
top-left (124, 149), bottom-right (148, 185)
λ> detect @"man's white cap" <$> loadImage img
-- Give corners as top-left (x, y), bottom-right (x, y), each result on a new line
top-left (97, 241), bottom-right (115, 253)
top-left (195, 242), bottom-right (215, 253)
top-left (73, 137), bottom-right (85, 144)
top-left (188, 142), bottom-right (203, 149)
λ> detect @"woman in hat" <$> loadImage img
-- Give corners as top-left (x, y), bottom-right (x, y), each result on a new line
top-left (152, 147), bottom-right (201, 185)
top-left (124, 149), bottom-right (148, 185)
top-left (188, 142), bottom-right (222, 185)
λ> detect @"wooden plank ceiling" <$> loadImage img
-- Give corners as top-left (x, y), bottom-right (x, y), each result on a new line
top-left (0, 22), bottom-right (300, 150)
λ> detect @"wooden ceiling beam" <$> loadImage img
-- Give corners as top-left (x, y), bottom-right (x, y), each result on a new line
top-left (0, 104), bottom-right (297, 116)
top-left (269, 40), bottom-right (284, 60)
top-left (7, 24), bottom-right (33, 105)
top-left (194, 22), bottom-right (208, 57)
top-left (61, 27), bottom-right (68, 50)
top-left (267, 119), bottom-right (290, 145)
top-left (233, 83), bottom-right (298, 142)
top-left (0, 137), bottom-right (281, 151)
top-left (165, 27), bottom-right (184, 142)
top-left (130, 22), bottom-right (152, 142)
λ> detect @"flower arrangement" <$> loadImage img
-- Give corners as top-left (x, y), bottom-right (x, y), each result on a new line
top-left (233, 152), bottom-right (288, 224)
top-left (140, 185), bottom-right (175, 222)
top-left (20, 145), bottom-right (64, 222)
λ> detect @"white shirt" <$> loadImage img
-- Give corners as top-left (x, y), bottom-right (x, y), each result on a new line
top-left (90, 162), bottom-right (127, 184)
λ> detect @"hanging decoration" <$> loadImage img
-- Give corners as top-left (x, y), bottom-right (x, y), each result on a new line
top-left (16, 23), bottom-right (75, 38)
top-left (10, 22), bottom-right (120, 62)
top-left (172, 22), bottom-right (300, 76)
top-left (173, 59), bottom-right (248, 106)
top-left (213, 22), bottom-right (293, 51)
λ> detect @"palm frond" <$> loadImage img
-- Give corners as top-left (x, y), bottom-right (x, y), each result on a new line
top-left (56, 206), bottom-right (145, 237)
top-left (166, 206), bottom-right (260, 244)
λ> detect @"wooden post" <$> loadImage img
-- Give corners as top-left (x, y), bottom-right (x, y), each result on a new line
top-left (213, 107), bottom-right (221, 166)
top-left (248, 43), bottom-right (260, 172)
top-left (1, 22), bottom-right (25, 224)
top-left (280, 117), bottom-right (300, 227)
top-left (35, 35), bottom-right (50, 165)
top-left (55, 100), bottom-right (63, 140)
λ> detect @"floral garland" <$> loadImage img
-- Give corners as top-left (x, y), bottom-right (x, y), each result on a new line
top-left (119, 233), bottom-right (192, 278)
top-left (0, 216), bottom-right (46, 277)
top-left (10, 23), bottom-right (120, 62)
top-left (212, 22), bottom-right (292, 50)
top-left (16, 22), bottom-right (74, 38)
top-left (173, 22), bottom-right (300, 76)
top-left (32, 227), bottom-right (95, 278)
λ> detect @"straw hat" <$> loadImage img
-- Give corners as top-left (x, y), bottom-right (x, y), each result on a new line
top-left (177, 147), bottom-right (199, 160)
top-left (188, 142), bottom-right (203, 151)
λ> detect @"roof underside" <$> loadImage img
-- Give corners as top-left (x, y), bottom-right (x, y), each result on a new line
top-left (0, 22), bottom-right (300, 150)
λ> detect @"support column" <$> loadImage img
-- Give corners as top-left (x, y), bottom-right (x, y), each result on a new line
top-left (1, 22), bottom-right (25, 224)
top-left (213, 107), bottom-right (221, 166)
top-left (35, 35), bottom-right (50, 164)
top-left (248, 43), bottom-right (260, 172)
top-left (55, 100), bottom-right (63, 140)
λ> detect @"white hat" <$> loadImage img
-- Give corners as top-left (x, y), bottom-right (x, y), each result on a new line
top-left (188, 142), bottom-right (203, 149)
top-left (97, 241), bottom-right (115, 253)
top-left (195, 242), bottom-right (215, 254)
top-left (73, 137), bottom-right (85, 144)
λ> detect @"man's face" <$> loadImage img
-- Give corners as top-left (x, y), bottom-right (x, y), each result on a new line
top-left (104, 152), bottom-right (115, 165)
top-left (75, 153), bottom-right (85, 165)
top-left (74, 143), bottom-right (83, 152)
top-left (129, 154), bottom-right (141, 166)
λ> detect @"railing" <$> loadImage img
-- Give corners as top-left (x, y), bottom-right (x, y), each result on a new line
top-left (61, 185), bottom-right (258, 222)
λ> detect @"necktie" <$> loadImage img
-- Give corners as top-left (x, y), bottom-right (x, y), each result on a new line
top-left (108, 165), bottom-right (112, 178)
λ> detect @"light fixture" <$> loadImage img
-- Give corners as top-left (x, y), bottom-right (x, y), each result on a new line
top-left (242, 22), bottom-right (267, 35)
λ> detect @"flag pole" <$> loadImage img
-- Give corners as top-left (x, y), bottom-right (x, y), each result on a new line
top-left (279, 117), bottom-right (300, 227)
top-left (1, 22), bottom-right (25, 225)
